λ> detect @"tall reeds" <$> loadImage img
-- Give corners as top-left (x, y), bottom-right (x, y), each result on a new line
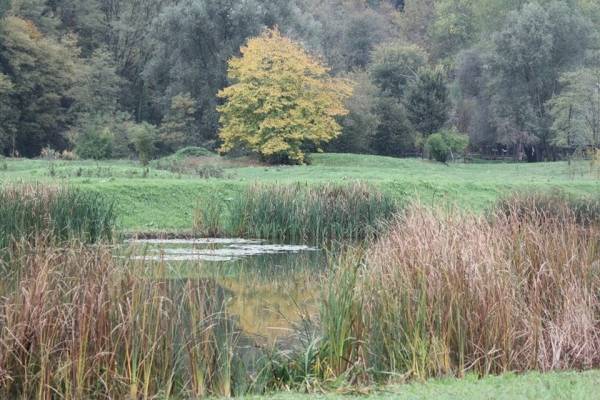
top-left (219, 182), bottom-right (398, 243)
top-left (0, 241), bottom-right (240, 399)
top-left (0, 185), bottom-right (116, 249)
top-left (322, 196), bottom-right (600, 382)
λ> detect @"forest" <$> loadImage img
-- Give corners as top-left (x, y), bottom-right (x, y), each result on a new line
top-left (1, 0), bottom-right (600, 162)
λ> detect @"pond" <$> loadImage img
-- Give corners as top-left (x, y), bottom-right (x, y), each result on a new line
top-left (124, 238), bottom-right (327, 344)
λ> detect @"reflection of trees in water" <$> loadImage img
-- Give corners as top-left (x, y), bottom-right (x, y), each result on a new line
top-left (216, 251), bottom-right (323, 344)
top-left (165, 250), bottom-right (323, 339)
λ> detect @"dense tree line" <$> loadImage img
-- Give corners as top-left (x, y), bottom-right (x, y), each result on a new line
top-left (0, 0), bottom-right (599, 161)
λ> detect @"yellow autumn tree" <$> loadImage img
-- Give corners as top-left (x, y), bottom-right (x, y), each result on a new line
top-left (217, 28), bottom-right (352, 164)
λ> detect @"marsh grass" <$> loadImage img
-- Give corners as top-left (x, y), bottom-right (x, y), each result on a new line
top-left (217, 182), bottom-right (398, 243)
top-left (0, 240), bottom-right (241, 399)
top-left (495, 190), bottom-right (600, 225)
top-left (321, 197), bottom-right (600, 383)
top-left (0, 185), bottom-right (116, 250)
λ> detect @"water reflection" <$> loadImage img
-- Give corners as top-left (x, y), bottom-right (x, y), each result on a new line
top-left (125, 238), bottom-right (325, 343)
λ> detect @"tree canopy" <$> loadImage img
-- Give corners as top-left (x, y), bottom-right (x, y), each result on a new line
top-left (217, 28), bottom-right (351, 164)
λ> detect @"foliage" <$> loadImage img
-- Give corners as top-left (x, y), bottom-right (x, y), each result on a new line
top-left (370, 42), bottom-right (427, 99)
top-left (488, 1), bottom-right (593, 160)
top-left (75, 117), bottom-right (114, 160)
top-left (220, 182), bottom-right (399, 243)
top-left (425, 130), bottom-right (469, 162)
top-left (0, 16), bottom-right (78, 156)
top-left (323, 201), bottom-right (600, 381)
top-left (130, 122), bottom-right (158, 166)
top-left (429, 0), bottom-right (477, 61)
top-left (218, 28), bottom-right (352, 164)
top-left (405, 66), bottom-right (450, 136)
top-left (0, 73), bottom-right (15, 154)
top-left (549, 66), bottom-right (600, 149)
top-left (329, 71), bottom-right (379, 154)
top-left (0, 185), bottom-right (115, 249)
top-left (159, 93), bottom-right (198, 152)
top-left (372, 97), bottom-right (417, 156)
top-left (69, 47), bottom-right (122, 118)
top-left (5, 0), bottom-right (600, 161)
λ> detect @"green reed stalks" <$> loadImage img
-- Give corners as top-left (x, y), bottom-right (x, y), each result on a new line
top-left (210, 182), bottom-right (398, 243)
top-left (0, 184), bottom-right (116, 250)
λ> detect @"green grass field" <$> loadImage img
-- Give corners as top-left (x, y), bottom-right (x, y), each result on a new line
top-left (246, 371), bottom-right (600, 400)
top-left (1, 153), bottom-right (598, 232)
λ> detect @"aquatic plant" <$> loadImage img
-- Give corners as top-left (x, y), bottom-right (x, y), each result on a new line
top-left (321, 197), bottom-right (600, 382)
top-left (0, 185), bottom-right (116, 249)
top-left (494, 190), bottom-right (600, 225)
top-left (0, 240), bottom-right (241, 399)
top-left (219, 182), bottom-right (399, 243)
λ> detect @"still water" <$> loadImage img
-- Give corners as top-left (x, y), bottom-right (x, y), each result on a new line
top-left (125, 238), bottom-right (326, 343)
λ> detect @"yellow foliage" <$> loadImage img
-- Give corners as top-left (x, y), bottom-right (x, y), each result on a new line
top-left (217, 28), bottom-right (352, 164)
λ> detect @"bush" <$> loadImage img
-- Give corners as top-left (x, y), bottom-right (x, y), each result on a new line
top-left (75, 123), bottom-right (113, 160)
top-left (60, 149), bottom-right (78, 161)
top-left (39, 146), bottom-right (59, 160)
top-left (425, 130), bottom-right (469, 162)
top-left (130, 122), bottom-right (158, 165)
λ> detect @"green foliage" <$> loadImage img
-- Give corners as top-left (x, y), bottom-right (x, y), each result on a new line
top-left (426, 130), bottom-right (469, 163)
top-left (0, 16), bottom-right (78, 156)
top-left (549, 66), bottom-right (600, 149)
top-left (130, 122), bottom-right (158, 166)
top-left (69, 47), bottom-right (122, 117)
top-left (405, 67), bottom-right (450, 136)
top-left (372, 97), bottom-right (417, 156)
top-left (0, 73), bottom-right (15, 154)
top-left (0, 185), bottom-right (116, 249)
top-left (370, 42), bottom-right (427, 99)
top-left (221, 183), bottom-right (399, 244)
top-left (0, 0), bottom-right (9, 19)
top-left (159, 93), bottom-right (198, 152)
top-left (429, 0), bottom-right (477, 60)
top-left (329, 71), bottom-right (379, 154)
top-left (489, 1), bottom-right (593, 159)
top-left (75, 118), bottom-right (113, 160)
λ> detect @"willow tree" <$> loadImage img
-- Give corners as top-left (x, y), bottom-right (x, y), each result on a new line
top-left (217, 28), bottom-right (352, 164)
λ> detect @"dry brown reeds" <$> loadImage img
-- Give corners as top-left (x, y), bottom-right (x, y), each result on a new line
top-left (324, 196), bottom-right (600, 382)
top-left (0, 241), bottom-right (237, 399)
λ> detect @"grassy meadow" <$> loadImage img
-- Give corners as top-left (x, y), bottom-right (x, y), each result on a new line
top-left (248, 371), bottom-right (600, 400)
top-left (0, 153), bottom-right (598, 232)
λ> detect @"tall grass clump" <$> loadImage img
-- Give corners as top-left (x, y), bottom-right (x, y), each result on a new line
top-left (222, 182), bottom-right (398, 243)
top-left (0, 241), bottom-right (241, 399)
top-left (321, 197), bottom-right (600, 383)
top-left (495, 190), bottom-right (600, 225)
top-left (0, 185), bottom-right (116, 249)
